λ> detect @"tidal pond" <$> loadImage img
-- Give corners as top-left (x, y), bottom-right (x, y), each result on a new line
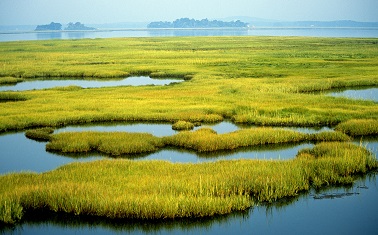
top-left (325, 87), bottom-right (378, 102)
top-left (55, 121), bottom-right (331, 136)
top-left (0, 76), bottom-right (184, 91)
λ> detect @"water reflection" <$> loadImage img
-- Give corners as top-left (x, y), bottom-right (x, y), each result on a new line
top-left (0, 76), bottom-right (184, 91)
top-left (36, 32), bottom-right (63, 40)
top-left (55, 121), bottom-right (244, 136)
top-left (0, 121), bottom-right (336, 174)
top-left (148, 29), bottom-right (249, 37)
top-left (55, 121), bottom-right (331, 136)
top-left (1, 28), bottom-right (378, 42)
top-left (0, 132), bottom-right (105, 174)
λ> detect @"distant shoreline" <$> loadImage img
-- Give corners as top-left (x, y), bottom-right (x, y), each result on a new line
top-left (1, 26), bottom-right (378, 34)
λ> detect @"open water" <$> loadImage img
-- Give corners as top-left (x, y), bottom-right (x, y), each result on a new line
top-left (0, 27), bottom-right (377, 42)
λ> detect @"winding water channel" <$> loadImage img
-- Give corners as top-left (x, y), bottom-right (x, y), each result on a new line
top-left (0, 81), bottom-right (377, 234)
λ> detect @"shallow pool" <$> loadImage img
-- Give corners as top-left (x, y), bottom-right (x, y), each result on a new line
top-left (0, 76), bottom-right (184, 91)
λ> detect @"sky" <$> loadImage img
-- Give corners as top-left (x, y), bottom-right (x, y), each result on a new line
top-left (1, 0), bottom-right (377, 25)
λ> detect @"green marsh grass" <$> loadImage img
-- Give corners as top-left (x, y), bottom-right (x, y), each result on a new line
top-left (0, 92), bottom-right (28, 102)
top-left (1, 142), bottom-right (376, 224)
top-left (25, 127), bottom-right (54, 141)
top-left (0, 37), bottom-right (377, 132)
top-left (46, 128), bottom-right (351, 155)
top-left (172, 121), bottom-right (195, 131)
top-left (46, 132), bottom-right (164, 156)
top-left (335, 119), bottom-right (378, 136)
top-left (0, 36), bottom-right (377, 224)
top-left (0, 76), bottom-right (23, 85)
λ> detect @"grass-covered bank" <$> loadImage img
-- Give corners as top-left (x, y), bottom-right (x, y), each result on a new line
top-left (0, 37), bottom-right (377, 132)
top-left (44, 128), bottom-right (350, 156)
top-left (1, 142), bottom-right (376, 224)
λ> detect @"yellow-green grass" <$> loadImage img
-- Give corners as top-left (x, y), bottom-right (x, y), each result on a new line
top-left (46, 132), bottom-right (164, 156)
top-left (172, 120), bottom-right (195, 131)
top-left (0, 92), bottom-right (28, 102)
top-left (0, 36), bottom-right (377, 224)
top-left (1, 142), bottom-right (376, 224)
top-left (45, 128), bottom-right (350, 155)
top-left (0, 37), bottom-right (377, 132)
top-left (24, 127), bottom-right (55, 141)
top-left (0, 76), bottom-right (23, 85)
top-left (335, 119), bottom-right (378, 136)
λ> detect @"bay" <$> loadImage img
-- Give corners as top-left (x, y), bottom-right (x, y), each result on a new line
top-left (1, 27), bottom-right (377, 42)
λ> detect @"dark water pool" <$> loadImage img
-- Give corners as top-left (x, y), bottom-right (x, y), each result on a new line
top-left (0, 76), bottom-right (184, 91)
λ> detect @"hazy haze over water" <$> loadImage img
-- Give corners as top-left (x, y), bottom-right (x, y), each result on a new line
top-left (0, 0), bottom-right (377, 26)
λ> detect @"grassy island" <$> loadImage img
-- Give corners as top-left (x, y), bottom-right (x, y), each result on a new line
top-left (0, 36), bottom-right (377, 224)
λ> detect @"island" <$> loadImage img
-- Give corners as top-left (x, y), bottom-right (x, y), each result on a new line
top-left (35, 22), bottom-right (62, 31)
top-left (65, 22), bottom-right (96, 30)
top-left (147, 18), bottom-right (248, 28)
top-left (35, 22), bottom-right (96, 31)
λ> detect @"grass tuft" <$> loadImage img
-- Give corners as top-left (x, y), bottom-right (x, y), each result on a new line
top-left (172, 121), bottom-right (195, 131)
top-left (25, 127), bottom-right (55, 141)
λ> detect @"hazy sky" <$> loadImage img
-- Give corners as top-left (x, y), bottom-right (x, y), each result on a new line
top-left (1, 0), bottom-right (377, 25)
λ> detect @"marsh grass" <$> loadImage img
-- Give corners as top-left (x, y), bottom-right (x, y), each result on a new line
top-left (46, 128), bottom-right (351, 155)
top-left (25, 127), bottom-right (54, 141)
top-left (0, 37), bottom-right (377, 132)
top-left (172, 121), bottom-right (195, 131)
top-left (46, 132), bottom-right (164, 156)
top-left (0, 76), bottom-right (23, 85)
top-left (0, 92), bottom-right (28, 102)
top-left (0, 36), bottom-right (377, 224)
top-left (1, 142), bottom-right (376, 224)
top-left (335, 119), bottom-right (378, 136)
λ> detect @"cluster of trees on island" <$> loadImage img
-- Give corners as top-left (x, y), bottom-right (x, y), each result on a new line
top-left (148, 18), bottom-right (248, 28)
top-left (35, 22), bottom-right (96, 31)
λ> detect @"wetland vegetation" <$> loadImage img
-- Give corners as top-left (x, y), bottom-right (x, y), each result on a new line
top-left (0, 36), bottom-right (377, 224)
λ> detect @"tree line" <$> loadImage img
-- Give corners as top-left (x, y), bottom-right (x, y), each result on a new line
top-left (35, 22), bottom-right (95, 31)
top-left (148, 18), bottom-right (248, 28)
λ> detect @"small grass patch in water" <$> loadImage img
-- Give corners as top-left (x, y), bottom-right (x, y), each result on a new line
top-left (172, 121), bottom-right (195, 131)
top-left (164, 128), bottom-right (350, 153)
top-left (46, 132), bottom-right (164, 156)
top-left (25, 127), bottom-right (54, 141)
top-left (335, 119), bottom-right (378, 136)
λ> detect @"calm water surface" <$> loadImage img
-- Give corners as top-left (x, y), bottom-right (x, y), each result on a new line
top-left (327, 87), bottom-right (378, 102)
top-left (0, 76), bottom-right (184, 91)
top-left (0, 122), bottom-right (330, 174)
top-left (1, 27), bottom-right (377, 42)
